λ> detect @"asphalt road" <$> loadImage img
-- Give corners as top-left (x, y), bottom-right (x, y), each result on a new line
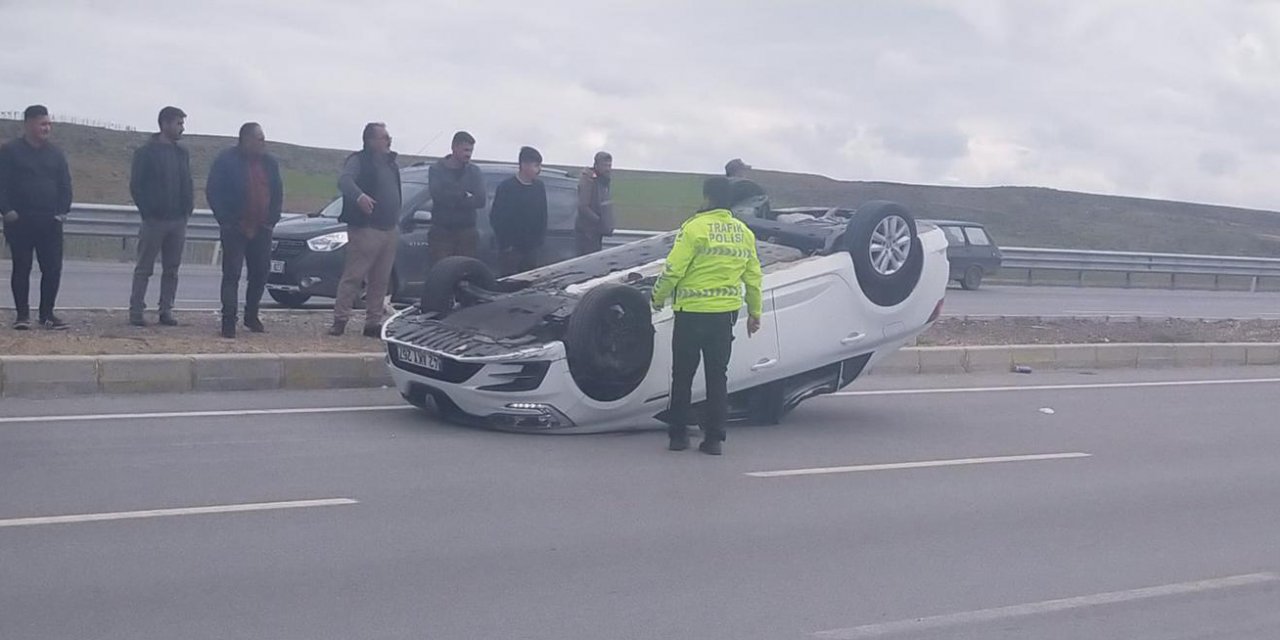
top-left (7, 261), bottom-right (1280, 318)
top-left (4, 368), bottom-right (1280, 639)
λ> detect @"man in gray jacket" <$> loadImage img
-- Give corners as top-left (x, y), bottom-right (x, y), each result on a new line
top-left (575, 151), bottom-right (614, 255)
top-left (426, 131), bottom-right (485, 266)
top-left (128, 106), bottom-right (193, 327)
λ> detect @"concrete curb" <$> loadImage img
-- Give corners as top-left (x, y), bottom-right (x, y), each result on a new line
top-left (2, 343), bottom-right (1280, 397)
top-left (0, 352), bottom-right (393, 398)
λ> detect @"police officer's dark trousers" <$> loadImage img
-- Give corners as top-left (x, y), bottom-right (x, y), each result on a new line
top-left (667, 310), bottom-right (736, 441)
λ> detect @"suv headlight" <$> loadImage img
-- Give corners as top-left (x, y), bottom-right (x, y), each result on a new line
top-left (307, 231), bottom-right (348, 252)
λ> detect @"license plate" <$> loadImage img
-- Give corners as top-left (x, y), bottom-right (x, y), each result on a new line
top-left (397, 345), bottom-right (442, 372)
top-left (270, 260), bottom-right (285, 274)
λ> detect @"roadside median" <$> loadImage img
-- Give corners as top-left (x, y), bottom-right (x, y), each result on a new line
top-left (4, 311), bottom-right (1280, 397)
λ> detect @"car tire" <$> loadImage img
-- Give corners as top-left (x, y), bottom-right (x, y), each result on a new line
top-left (960, 265), bottom-right (984, 291)
top-left (268, 290), bottom-right (311, 308)
top-left (843, 200), bottom-right (924, 307)
top-left (420, 257), bottom-right (497, 313)
top-left (565, 283), bottom-right (655, 402)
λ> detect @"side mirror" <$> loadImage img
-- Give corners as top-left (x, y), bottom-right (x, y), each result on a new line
top-left (412, 210), bottom-right (432, 223)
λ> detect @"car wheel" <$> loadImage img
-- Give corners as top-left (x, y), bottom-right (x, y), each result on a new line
top-left (268, 290), bottom-right (311, 308)
top-left (960, 265), bottom-right (984, 291)
top-left (420, 257), bottom-right (497, 313)
top-left (843, 200), bottom-right (924, 307)
top-left (565, 284), bottom-right (655, 402)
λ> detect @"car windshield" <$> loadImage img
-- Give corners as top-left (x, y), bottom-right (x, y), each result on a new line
top-left (319, 181), bottom-right (429, 217)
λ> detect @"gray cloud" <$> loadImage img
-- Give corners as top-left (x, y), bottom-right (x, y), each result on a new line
top-left (2, 1), bottom-right (1278, 210)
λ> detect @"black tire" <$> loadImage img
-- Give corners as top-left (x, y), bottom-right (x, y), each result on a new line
top-left (420, 257), bottom-right (496, 313)
top-left (565, 284), bottom-right (655, 402)
top-left (960, 265), bottom-right (984, 291)
top-left (843, 200), bottom-right (924, 307)
top-left (268, 290), bottom-right (311, 308)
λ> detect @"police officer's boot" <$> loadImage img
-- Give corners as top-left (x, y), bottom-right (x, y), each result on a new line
top-left (668, 428), bottom-right (690, 451)
top-left (698, 438), bottom-right (722, 456)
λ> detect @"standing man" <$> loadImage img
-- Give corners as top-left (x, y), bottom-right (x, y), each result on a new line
top-left (724, 158), bottom-right (750, 178)
top-left (0, 105), bottom-right (72, 330)
top-left (331, 122), bottom-right (401, 338)
top-left (489, 146), bottom-right (547, 275)
top-left (128, 106), bottom-right (193, 327)
top-left (575, 151), bottom-right (614, 255)
top-left (651, 177), bottom-right (763, 456)
top-left (206, 122), bottom-right (284, 339)
top-left (426, 131), bottom-right (485, 266)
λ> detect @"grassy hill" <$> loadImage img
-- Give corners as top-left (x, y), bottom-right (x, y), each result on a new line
top-left (7, 119), bottom-right (1280, 256)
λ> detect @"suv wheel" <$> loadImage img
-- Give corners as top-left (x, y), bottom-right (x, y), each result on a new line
top-left (268, 290), bottom-right (311, 308)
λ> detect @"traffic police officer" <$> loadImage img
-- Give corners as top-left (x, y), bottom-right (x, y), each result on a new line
top-left (652, 176), bottom-right (764, 455)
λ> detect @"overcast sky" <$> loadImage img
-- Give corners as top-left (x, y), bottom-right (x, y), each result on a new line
top-left (3, 1), bottom-right (1279, 209)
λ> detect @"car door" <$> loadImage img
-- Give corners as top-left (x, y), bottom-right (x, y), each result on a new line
top-left (940, 225), bottom-right (972, 280)
top-left (395, 181), bottom-right (434, 294)
top-left (542, 181), bottom-right (579, 266)
top-left (771, 270), bottom-right (858, 376)
top-left (962, 225), bottom-right (1000, 271)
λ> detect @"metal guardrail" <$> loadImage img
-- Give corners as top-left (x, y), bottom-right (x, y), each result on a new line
top-left (7, 204), bottom-right (1280, 290)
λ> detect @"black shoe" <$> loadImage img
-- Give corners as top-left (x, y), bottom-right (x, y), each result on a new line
top-left (221, 321), bottom-right (237, 339)
top-left (128, 314), bottom-right (147, 327)
top-left (158, 313), bottom-right (179, 327)
top-left (13, 317), bottom-right (31, 331)
top-left (698, 439), bottom-right (723, 456)
top-left (668, 430), bottom-right (690, 452)
top-left (328, 321), bottom-right (346, 337)
top-left (40, 314), bottom-right (69, 331)
top-left (244, 317), bottom-right (265, 333)
top-left (362, 325), bottom-right (381, 338)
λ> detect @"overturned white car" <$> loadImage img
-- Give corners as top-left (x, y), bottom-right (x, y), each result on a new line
top-left (382, 198), bottom-right (948, 433)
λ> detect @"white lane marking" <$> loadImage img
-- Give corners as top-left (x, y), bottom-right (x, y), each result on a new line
top-left (812, 572), bottom-right (1280, 638)
top-left (0, 498), bottom-right (358, 529)
top-left (832, 377), bottom-right (1280, 397)
top-left (747, 452), bottom-right (1091, 478)
top-left (0, 405), bottom-right (412, 425)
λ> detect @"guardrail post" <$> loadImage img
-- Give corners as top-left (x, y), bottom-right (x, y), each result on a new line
top-left (1251, 276), bottom-right (1260, 293)
top-left (211, 241), bottom-right (222, 267)
top-left (1213, 274), bottom-right (1220, 290)
top-left (1125, 272), bottom-right (1132, 288)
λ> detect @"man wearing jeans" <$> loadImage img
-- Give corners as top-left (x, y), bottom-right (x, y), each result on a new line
top-left (128, 106), bottom-right (193, 326)
top-left (331, 122), bottom-right (401, 338)
top-left (0, 105), bottom-right (72, 330)
top-left (206, 122), bottom-right (283, 338)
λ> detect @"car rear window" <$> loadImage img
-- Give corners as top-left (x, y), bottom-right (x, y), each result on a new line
top-left (941, 226), bottom-right (967, 246)
top-left (964, 227), bottom-right (992, 246)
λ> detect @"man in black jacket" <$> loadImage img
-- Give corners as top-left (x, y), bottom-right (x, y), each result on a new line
top-left (128, 106), bottom-right (193, 327)
top-left (331, 122), bottom-right (402, 338)
top-left (0, 105), bottom-right (72, 330)
top-left (489, 146), bottom-right (547, 275)
top-left (206, 122), bottom-right (284, 338)
top-left (426, 131), bottom-right (485, 266)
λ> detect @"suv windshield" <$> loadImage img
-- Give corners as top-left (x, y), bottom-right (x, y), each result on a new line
top-left (319, 180), bottom-right (429, 218)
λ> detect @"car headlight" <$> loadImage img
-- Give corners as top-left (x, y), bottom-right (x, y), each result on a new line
top-left (307, 231), bottom-right (348, 252)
